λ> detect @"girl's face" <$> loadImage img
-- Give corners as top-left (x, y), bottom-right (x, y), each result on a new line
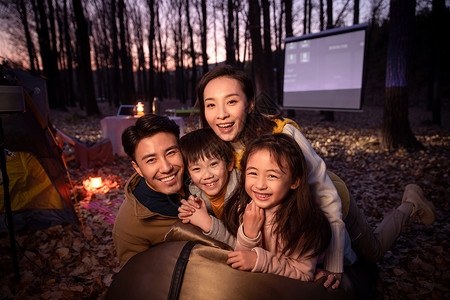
top-left (244, 149), bottom-right (299, 210)
top-left (203, 77), bottom-right (249, 143)
top-left (188, 156), bottom-right (234, 197)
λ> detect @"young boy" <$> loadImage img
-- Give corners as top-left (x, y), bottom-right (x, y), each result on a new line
top-left (178, 128), bottom-right (238, 240)
top-left (113, 114), bottom-right (186, 268)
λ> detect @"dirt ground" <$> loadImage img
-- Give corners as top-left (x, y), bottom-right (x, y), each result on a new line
top-left (0, 100), bottom-right (449, 299)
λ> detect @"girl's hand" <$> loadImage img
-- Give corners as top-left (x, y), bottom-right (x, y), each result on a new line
top-left (227, 250), bottom-right (257, 271)
top-left (314, 269), bottom-right (342, 289)
top-left (242, 201), bottom-right (264, 239)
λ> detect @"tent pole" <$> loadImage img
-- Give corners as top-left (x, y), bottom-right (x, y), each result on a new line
top-left (0, 117), bottom-right (21, 283)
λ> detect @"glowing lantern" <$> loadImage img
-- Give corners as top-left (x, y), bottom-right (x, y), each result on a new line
top-left (91, 177), bottom-right (103, 188)
top-left (136, 102), bottom-right (144, 116)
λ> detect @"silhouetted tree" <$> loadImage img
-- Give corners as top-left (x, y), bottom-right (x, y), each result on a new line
top-left (248, 0), bottom-right (269, 97)
top-left (118, 0), bottom-right (135, 104)
top-left (381, 0), bottom-right (422, 150)
top-left (72, 0), bottom-right (99, 115)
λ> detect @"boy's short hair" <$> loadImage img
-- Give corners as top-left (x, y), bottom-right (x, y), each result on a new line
top-left (179, 128), bottom-right (234, 167)
top-left (122, 114), bottom-right (180, 161)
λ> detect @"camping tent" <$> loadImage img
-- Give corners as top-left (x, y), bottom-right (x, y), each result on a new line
top-left (0, 69), bottom-right (77, 232)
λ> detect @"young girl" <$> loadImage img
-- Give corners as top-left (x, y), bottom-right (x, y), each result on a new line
top-left (225, 133), bottom-right (331, 281)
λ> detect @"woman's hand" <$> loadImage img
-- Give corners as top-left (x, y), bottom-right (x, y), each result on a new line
top-left (227, 250), bottom-right (257, 271)
top-left (314, 268), bottom-right (342, 289)
top-left (242, 201), bottom-right (264, 239)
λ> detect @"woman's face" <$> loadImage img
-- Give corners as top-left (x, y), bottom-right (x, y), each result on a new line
top-left (203, 77), bottom-right (249, 143)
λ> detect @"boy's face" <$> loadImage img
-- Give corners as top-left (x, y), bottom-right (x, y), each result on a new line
top-left (132, 132), bottom-right (184, 195)
top-left (187, 156), bottom-right (234, 197)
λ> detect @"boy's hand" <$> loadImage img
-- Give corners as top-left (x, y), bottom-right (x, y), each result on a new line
top-left (314, 269), bottom-right (342, 289)
top-left (178, 195), bottom-right (200, 219)
top-left (178, 196), bottom-right (212, 232)
top-left (242, 201), bottom-right (264, 239)
top-left (227, 250), bottom-right (257, 271)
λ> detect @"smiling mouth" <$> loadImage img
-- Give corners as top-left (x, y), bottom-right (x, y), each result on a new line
top-left (160, 174), bottom-right (176, 183)
top-left (203, 181), bottom-right (218, 188)
top-left (217, 122), bottom-right (234, 128)
top-left (254, 192), bottom-right (270, 200)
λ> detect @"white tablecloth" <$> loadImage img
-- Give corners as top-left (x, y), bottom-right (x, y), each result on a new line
top-left (100, 116), bottom-right (186, 156)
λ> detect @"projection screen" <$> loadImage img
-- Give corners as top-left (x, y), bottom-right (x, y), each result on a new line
top-left (283, 23), bottom-right (368, 111)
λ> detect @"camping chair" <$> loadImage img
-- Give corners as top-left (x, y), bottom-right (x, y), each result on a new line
top-left (54, 126), bottom-right (114, 169)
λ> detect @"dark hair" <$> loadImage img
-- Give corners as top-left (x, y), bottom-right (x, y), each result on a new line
top-left (196, 65), bottom-right (276, 145)
top-left (122, 114), bottom-right (180, 161)
top-left (179, 128), bottom-right (234, 168)
top-left (222, 133), bottom-right (331, 257)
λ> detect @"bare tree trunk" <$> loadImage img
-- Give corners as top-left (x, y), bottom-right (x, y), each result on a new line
top-left (47, 0), bottom-right (58, 57)
top-left (176, 0), bottom-right (186, 104)
top-left (284, 0), bottom-right (293, 37)
top-left (326, 0), bottom-right (333, 29)
top-left (148, 0), bottom-right (155, 104)
top-left (213, 1), bottom-right (218, 65)
top-left (54, 0), bottom-right (69, 106)
top-left (17, 0), bottom-right (38, 73)
top-left (235, 1), bottom-right (240, 65)
top-left (319, 0), bottom-right (325, 31)
top-left (262, 0), bottom-right (274, 100)
top-left (131, 3), bottom-right (146, 102)
top-left (248, 0), bottom-right (269, 96)
top-left (34, 0), bottom-right (62, 109)
top-left (72, 0), bottom-right (99, 115)
top-left (186, 0), bottom-right (197, 106)
top-left (63, 0), bottom-right (75, 106)
top-left (201, 0), bottom-right (208, 75)
top-left (226, 0), bottom-right (236, 65)
top-left (381, 0), bottom-right (422, 150)
top-left (430, 0), bottom-right (444, 125)
top-left (284, 0), bottom-right (295, 116)
top-left (307, 0), bottom-right (312, 33)
top-left (303, 0), bottom-right (307, 34)
top-left (322, 0), bottom-right (335, 121)
top-left (110, 0), bottom-right (121, 106)
top-left (274, 0), bottom-right (284, 105)
top-left (156, 3), bottom-right (166, 99)
top-left (118, 0), bottom-right (135, 104)
top-left (354, 0), bottom-right (360, 25)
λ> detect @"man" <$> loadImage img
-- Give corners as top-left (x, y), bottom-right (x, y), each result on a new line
top-left (113, 114), bottom-right (186, 268)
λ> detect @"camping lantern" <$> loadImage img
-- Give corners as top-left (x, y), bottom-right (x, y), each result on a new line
top-left (90, 177), bottom-right (103, 188)
top-left (136, 102), bottom-right (144, 116)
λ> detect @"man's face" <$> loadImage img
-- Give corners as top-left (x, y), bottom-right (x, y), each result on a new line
top-left (132, 132), bottom-right (184, 195)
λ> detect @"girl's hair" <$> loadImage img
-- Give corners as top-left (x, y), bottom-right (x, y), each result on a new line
top-left (196, 65), bottom-right (277, 144)
top-left (222, 133), bottom-right (331, 257)
top-left (179, 128), bottom-right (234, 168)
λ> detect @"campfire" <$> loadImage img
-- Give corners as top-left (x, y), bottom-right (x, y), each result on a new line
top-left (81, 176), bottom-right (119, 200)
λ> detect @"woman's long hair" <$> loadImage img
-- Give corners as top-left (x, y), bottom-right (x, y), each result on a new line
top-left (222, 133), bottom-right (331, 257)
top-left (196, 65), bottom-right (277, 145)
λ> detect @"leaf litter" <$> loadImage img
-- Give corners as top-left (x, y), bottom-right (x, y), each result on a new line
top-left (0, 103), bottom-right (448, 299)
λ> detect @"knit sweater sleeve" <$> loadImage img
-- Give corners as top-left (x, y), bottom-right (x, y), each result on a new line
top-left (282, 124), bottom-right (345, 273)
top-left (235, 224), bottom-right (262, 251)
top-left (252, 247), bottom-right (317, 281)
top-left (203, 215), bottom-right (236, 248)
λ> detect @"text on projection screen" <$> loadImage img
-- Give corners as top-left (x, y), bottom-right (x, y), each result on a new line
top-left (283, 30), bottom-right (365, 110)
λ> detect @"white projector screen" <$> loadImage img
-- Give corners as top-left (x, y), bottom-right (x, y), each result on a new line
top-left (283, 24), bottom-right (367, 111)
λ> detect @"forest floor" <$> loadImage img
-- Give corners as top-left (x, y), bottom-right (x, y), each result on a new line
top-left (0, 100), bottom-right (449, 299)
